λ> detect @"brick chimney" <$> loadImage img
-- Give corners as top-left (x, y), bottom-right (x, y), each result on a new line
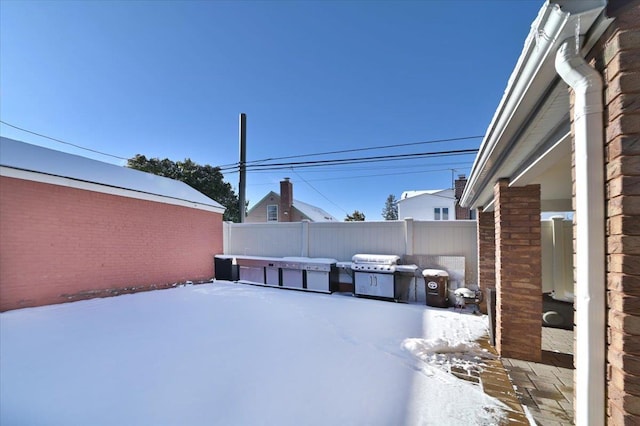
top-left (279, 178), bottom-right (293, 222)
top-left (454, 174), bottom-right (471, 220)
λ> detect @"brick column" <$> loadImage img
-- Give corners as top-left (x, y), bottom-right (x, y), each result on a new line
top-left (494, 179), bottom-right (542, 362)
top-left (478, 207), bottom-right (496, 290)
top-left (477, 207), bottom-right (495, 314)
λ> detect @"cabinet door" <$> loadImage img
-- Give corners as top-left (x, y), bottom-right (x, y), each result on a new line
top-left (306, 270), bottom-right (329, 292)
top-left (281, 269), bottom-right (303, 289)
top-left (354, 272), bottom-right (394, 298)
top-left (239, 266), bottom-right (264, 284)
top-left (265, 267), bottom-right (280, 286)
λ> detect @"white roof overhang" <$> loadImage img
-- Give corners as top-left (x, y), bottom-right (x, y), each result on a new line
top-left (460, 0), bottom-right (610, 211)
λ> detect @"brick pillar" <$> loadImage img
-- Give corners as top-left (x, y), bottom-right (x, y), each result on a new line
top-left (478, 207), bottom-right (496, 290)
top-left (494, 179), bottom-right (542, 362)
top-left (477, 207), bottom-right (495, 314)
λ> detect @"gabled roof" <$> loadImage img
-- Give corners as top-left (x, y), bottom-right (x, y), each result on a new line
top-left (293, 199), bottom-right (337, 222)
top-left (247, 190), bottom-right (337, 222)
top-left (0, 137), bottom-right (225, 213)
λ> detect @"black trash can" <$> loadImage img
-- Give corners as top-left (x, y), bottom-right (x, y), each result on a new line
top-left (423, 269), bottom-right (449, 308)
top-left (214, 255), bottom-right (239, 281)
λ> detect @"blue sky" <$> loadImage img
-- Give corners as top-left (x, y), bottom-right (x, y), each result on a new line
top-left (1, 0), bottom-right (542, 220)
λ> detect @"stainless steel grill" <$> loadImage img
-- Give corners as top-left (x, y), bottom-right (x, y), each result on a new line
top-left (350, 254), bottom-right (401, 273)
top-left (351, 254), bottom-right (412, 301)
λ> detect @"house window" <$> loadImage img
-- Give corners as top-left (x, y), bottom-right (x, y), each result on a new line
top-left (267, 205), bottom-right (278, 222)
top-left (434, 207), bottom-right (449, 220)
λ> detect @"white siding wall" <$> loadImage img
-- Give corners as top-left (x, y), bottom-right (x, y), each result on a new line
top-left (397, 190), bottom-right (456, 220)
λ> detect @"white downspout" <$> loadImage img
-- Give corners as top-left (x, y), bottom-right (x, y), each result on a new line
top-left (555, 38), bottom-right (606, 425)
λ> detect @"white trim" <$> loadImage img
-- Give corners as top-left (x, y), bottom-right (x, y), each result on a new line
top-left (1, 166), bottom-right (225, 214)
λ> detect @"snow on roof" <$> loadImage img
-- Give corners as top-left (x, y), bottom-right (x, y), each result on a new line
top-left (0, 137), bottom-right (224, 212)
top-left (400, 189), bottom-right (453, 200)
top-left (293, 199), bottom-right (337, 222)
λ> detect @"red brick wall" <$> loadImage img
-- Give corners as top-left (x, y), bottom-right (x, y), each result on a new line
top-left (595, 1), bottom-right (640, 423)
top-left (0, 176), bottom-right (223, 311)
top-left (477, 208), bottom-right (496, 292)
top-left (494, 179), bottom-right (542, 362)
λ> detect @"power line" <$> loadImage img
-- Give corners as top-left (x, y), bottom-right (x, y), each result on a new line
top-left (282, 165), bottom-right (475, 183)
top-left (241, 161), bottom-right (475, 176)
top-left (0, 120), bottom-right (129, 161)
top-left (1, 120), bottom-right (480, 179)
top-left (219, 148), bottom-right (478, 172)
top-left (237, 162), bottom-right (475, 183)
top-left (214, 135), bottom-right (483, 169)
top-left (291, 169), bottom-right (349, 216)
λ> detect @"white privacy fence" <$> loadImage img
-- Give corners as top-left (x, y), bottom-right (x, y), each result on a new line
top-left (222, 217), bottom-right (574, 294)
top-left (223, 219), bottom-right (479, 285)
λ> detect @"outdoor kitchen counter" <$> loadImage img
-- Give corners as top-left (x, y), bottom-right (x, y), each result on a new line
top-left (219, 255), bottom-right (338, 293)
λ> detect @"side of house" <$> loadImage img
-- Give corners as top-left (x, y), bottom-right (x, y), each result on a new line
top-left (245, 178), bottom-right (336, 222)
top-left (0, 137), bottom-right (225, 311)
top-left (397, 189), bottom-right (456, 220)
top-left (460, 1), bottom-right (639, 424)
top-left (398, 175), bottom-right (471, 221)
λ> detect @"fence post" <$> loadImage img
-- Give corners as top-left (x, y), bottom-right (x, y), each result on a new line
top-left (301, 220), bottom-right (310, 257)
top-left (223, 221), bottom-right (231, 254)
top-left (404, 217), bottom-right (414, 256)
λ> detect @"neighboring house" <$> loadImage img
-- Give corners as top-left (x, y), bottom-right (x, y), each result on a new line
top-left (398, 175), bottom-right (472, 220)
top-left (245, 178), bottom-right (337, 222)
top-left (0, 137), bottom-right (225, 311)
top-left (460, 1), bottom-right (638, 424)
top-left (397, 189), bottom-right (455, 220)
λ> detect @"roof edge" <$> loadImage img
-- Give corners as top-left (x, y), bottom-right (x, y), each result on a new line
top-left (460, 0), bottom-right (607, 209)
top-left (1, 166), bottom-right (226, 214)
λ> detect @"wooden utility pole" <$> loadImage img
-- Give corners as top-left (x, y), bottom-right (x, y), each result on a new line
top-left (239, 113), bottom-right (247, 222)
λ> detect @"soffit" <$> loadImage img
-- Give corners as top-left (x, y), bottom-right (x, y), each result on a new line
top-left (460, 0), bottom-right (607, 210)
top-left (472, 80), bottom-right (572, 209)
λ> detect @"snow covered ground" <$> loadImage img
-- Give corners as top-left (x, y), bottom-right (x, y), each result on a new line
top-left (1, 281), bottom-right (507, 425)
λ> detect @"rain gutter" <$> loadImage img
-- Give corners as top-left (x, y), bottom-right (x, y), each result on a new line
top-left (555, 37), bottom-right (606, 426)
top-left (459, 0), bottom-right (607, 210)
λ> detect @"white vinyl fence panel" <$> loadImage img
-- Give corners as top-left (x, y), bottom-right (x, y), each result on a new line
top-left (222, 217), bottom-right (573, 295)
top-left (541, 218), bottom-right (574, 301)
top-left (307, 221), bottom-right (406, 260)
top-left (223, 219), bottom-right (478, 283)
top-left (223, 222), bottom-right (303, 257)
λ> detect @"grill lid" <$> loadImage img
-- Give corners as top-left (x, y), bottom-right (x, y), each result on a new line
top-left (351, 254), bottom-right (401, 265)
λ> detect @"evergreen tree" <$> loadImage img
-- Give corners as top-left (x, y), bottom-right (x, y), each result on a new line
top-left (382, 194), bottom-right (398, 220)
top-left (127, 154), bottom-right (243, 222)
top-left (345, 210), bottom-right (366, 221)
